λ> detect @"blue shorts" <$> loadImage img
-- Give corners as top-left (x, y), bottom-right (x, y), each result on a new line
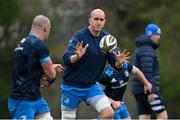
top-left (8, 97), bottom-right (50, 119)
top-left (114, 102), bottom-right (130, 119)
top-left (61, 83), bottom-right (106, 110)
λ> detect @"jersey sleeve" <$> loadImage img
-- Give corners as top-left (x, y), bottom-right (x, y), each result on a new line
top-left (35, 41), bottom-right (51, 64)
top-left (63, 33), bottom-right (80, 66)
top-left (125, 63), bottom-right (133, 73)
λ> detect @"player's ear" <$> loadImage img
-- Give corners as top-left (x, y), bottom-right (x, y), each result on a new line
top-left (88, 18), bottom-right (91, 24)
top-left (43, 27), bottom-right (47, 33)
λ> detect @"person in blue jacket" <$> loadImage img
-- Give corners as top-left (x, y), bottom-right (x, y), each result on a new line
top-left (98, 51), bottom-right (152, 120)
top-left (131, 23), bottom-right (168, 119)
top-left (61, 8), bottom-right (130, 119)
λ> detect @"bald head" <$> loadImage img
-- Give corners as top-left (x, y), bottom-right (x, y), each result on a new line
top-left (90, 9), bottom-right (105, 19)
top-left (32, 15), bottom-right (50, 29)
top-left (31, 15), bottom-right (51, 41)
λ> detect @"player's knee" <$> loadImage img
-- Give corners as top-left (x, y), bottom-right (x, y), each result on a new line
top-left (139, 114), bottom-right (151, 120)
top-left (95, 96), bottom-right (114, 119)
top-left (156, 110), bottom-right (168, 119)
top-left (100, 106), bottom-right (114, 119)
top-left (37, 112), bottom-right (53, 120)
top-left (61, 110), bottom-right (76, 120)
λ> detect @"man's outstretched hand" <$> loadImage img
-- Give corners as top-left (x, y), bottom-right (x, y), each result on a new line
top-left (74, 41), bottom-right (89, 59)
top-left (113, 49), bottom-right (130, 68)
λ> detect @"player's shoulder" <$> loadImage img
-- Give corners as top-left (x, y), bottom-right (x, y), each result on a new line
top-left (74, 27), bottom-right (88, 35)
top-left (101, 30), bottom-right (109, 36)
top-left (29, 36), bottom-right (48, 50)
top-left (105, 65), bottom-right (118, 74)
top-left (123, 62), bottom-right (133, 72)
top-left (30, 36), bottom-right (46, 46)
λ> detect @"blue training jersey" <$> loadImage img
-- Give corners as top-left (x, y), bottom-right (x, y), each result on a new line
top-left (62, 27), bottom-right (117, 88)
top-left (9, 34), bottom-right (51, 100)
top-left (99, 63), bottom-right (133, 101)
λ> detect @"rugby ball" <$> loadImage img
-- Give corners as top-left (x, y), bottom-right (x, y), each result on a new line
top-left (99, 35), bottom-right (117, 53)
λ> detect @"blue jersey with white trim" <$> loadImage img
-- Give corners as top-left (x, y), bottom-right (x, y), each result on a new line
top-left (99, 63), bottom-right (133, 101)
top-left (10, 34), bottom-right (50, 100)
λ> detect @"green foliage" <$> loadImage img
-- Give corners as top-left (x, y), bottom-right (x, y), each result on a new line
top-left (0, 0), bottom-right (21, 25)
top-left (0, 50), bottom-right (12, 118)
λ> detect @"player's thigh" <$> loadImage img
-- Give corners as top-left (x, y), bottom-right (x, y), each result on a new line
top-left (35, 98), bottom-right (51, 117)
top-left (156, 110), bottom-right (168, 119)
top-left (61, 90), bottom-right (80, 110)
top-left (114, 108), bottom-right (121, 120)
top-left (85, 84), bottom-right (112, 113)
top-left (85, 83), bottom-right (106, 105)
top-left (8, 97), bottom-right (35, 119)
top-left (119, 103), bottom-right (131, 120)
top-left (139, 114), bottom-right (151, 120)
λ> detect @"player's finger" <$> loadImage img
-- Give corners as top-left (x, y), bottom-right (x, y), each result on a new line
top-left (117, 50), bottom-right (120, 55)
top-left (59, 64), bottom-right (64, 70)
top-left (122, 49), bottom-right (127, 54)
top-left (74, 50), bottom-right (79, 55)
top-left (56, 68), bottom-right (64, 73)
top-left (113, 51), bottom-right (117, 56)
top-left (83, 44), bottom-right (89, 51)
top-left (75, 42), bottom-right (80, 49)
top-left (80, 41), bottom-right (83, 47)
top-left (126, 56), bottom-right (131, 59)
top-left (126, 51), bottom-right (130, 55)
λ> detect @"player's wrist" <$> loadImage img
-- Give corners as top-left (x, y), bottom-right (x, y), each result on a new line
top-left (76, 53), bottom-right (81, 60)
top-left (70, 54), bottom-right (81, 63)
top-left (47, 76), bottom-right (57, 84)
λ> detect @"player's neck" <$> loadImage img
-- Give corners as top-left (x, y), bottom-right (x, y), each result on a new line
top-left (30, 29), bottom-right (45, 41)
top-left (88, 26), bottom-right (100, 37)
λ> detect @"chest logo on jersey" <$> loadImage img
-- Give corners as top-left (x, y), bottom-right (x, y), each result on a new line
top-left (110, 78), bottom-right (117, 83)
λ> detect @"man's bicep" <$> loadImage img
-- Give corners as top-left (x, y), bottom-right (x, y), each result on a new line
top-left (36, 43), bottom-right (56, 79)
top-left (36, 42), bottom-right (50, 62)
